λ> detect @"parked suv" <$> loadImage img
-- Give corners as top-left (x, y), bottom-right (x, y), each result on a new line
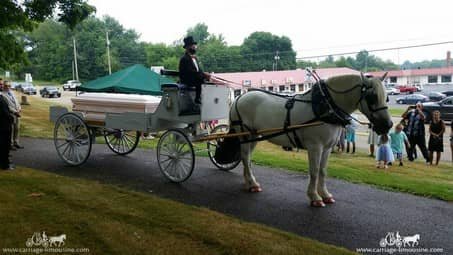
top-left (63, 80), bottom-right (81, 91)
top-left (422, 96), bottom-right (453, 122)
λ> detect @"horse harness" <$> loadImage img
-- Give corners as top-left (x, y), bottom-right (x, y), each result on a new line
top-left (230, 77), bottom-right (386, 148)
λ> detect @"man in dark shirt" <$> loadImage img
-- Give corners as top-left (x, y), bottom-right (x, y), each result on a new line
top-left (0, 93), bottom-right (14, 170)
top-left (402, 103), bottom-right (429, 162)
top-left (179, 36), bottom-right (210, 104)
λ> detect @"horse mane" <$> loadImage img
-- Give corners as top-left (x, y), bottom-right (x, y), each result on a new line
top-left (326, 74), bottom-right (362, 91)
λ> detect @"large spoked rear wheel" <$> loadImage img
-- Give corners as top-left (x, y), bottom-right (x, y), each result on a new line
top-left (157, 129), bottom-right (195, 183)
top-left (104, 129), bottom-right (140, 155)
top-left (207, 124), bottom-right (241, 171)
top-left (54, 113), bottom-right (92, 166)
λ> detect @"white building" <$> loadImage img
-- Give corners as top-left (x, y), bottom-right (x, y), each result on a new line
top-left (369, 67), bottom-right (453, 86)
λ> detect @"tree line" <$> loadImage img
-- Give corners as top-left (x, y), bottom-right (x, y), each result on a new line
top-left (1, 1), bottom-right (448, 83)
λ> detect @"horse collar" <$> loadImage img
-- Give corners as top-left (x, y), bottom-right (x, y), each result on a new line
top-left (311, 81), bottom-right (352, 126)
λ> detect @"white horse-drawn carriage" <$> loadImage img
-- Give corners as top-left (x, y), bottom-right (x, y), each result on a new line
top-left (50, 79), bottom-right (241, 183)
top-left (51, 69), bottom-right (392, 207)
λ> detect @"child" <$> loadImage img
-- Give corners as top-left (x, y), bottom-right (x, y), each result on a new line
top-left (345, 118), bottom-right (358, 154)
top-left (376, 134), bottom-right (394, 169)
top-left (389, 123), bottom-right (409, 166)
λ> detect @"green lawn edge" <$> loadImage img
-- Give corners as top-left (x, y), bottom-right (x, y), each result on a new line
top-left (0, 167), bottom-right (355, 255)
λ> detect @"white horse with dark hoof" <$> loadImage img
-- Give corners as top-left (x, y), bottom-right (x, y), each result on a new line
top-left (228, 73), bottom-right (392, 207)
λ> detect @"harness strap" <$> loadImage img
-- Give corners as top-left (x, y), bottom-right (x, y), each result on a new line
top-left (230, 93), bottom-right (254, 133)
top-left (240, 118), bottom-right (318, 144)
top-left (284, 97), bottom-right (303, 148)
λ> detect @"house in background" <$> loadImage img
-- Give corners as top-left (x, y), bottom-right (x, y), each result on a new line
top-left (215, 67), bottom-right (359, 96)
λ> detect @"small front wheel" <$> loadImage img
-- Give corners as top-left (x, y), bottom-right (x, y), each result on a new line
top-left (207, 124), bottom-right (241, 171)
top-left (104, 129), bottom-right (140, 155)
top-left (157, 129), bottom-right (195, 183)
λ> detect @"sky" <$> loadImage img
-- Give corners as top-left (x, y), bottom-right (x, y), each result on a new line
top-left (89, 0), bottom-right (453, 65)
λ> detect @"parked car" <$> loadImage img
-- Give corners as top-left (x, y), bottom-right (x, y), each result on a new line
top-left (63, 80), bottom-right (81, 91)
top-left (385, 86), bottom-right (400, 95)
top-left (396, 85), bottom-right (417, 94)
top-left (40, 86), bottom-right (61, 98)
top-left (396, 94), bottom-right (428, 104)
top-left (422, 96), bottom-right (453, 122)
top-left (20, 83), bottom-right (37, 95)
top-left (10, 82), bottom-right (21, 90)
top-left (441, 90), bottom-right (453, 97)
top-left (14, 83), bottom-right (24, 91)
top-left (426, 92), bottom-right (446, 102)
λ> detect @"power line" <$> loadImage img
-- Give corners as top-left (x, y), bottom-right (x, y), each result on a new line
top-left (297, 41), bottom-right (453, 60)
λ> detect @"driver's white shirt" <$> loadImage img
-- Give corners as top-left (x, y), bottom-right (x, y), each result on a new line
top-left (192, 58), bottom-right (199, 72)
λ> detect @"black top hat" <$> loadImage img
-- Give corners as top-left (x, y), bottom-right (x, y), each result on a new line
top-left (183, 36), bottom-right (197, 48)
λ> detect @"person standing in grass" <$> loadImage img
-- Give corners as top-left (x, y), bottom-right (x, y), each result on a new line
top-left (1, 81), bottom-right (24, 150)
top-left (450, 122), bottom-right (452, 163)
top-left (0, 91), bottom-right (14, 170)
top-left (428, 111), bottom-right (445, 165)
top-left (389, 123), bottom-right (409, 166)
top-left (367, 124), bottom-right (379, 157)
top-left (376, 134), bottom-right (394, 169)
top-left (345, 117), bottom-right (358, 154)
top-left (402, 103), bottom-right (429, 163)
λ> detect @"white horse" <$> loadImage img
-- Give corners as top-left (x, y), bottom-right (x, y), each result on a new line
top-left (229, 73), bottom-right (392, 207)
top-left (49, 234), bottom-right (66, 247)
top-left (403, 234), bottom-right (420, 247)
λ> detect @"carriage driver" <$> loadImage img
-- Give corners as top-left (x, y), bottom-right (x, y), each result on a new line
top-left (179, 36), bottom-right (211, 104)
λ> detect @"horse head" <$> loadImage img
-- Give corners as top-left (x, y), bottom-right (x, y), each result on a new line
top-left (357, 73), bottom-right (393, 135)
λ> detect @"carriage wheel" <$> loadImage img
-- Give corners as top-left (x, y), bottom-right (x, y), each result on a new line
top-left (207, 124), bottom-right (241, 171)
top-left (54, 113), bottom-right (92, 166)
top-left (157, 129), bottom-right (195, 183)
top-left (104, 129), bottom-right (140, 155)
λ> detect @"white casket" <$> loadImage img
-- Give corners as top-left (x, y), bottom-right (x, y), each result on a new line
top-left (71, 93), bottom-right (161, 123)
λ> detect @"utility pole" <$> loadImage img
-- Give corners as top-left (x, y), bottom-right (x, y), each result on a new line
top-left (72, 60), bottom-right (75, 80)
top-left (73, 37), bottom-right (79, 81)
top-left (274, 51), bottom-right (280, 71)
top-left (106, 31), bottom-right (112, 75)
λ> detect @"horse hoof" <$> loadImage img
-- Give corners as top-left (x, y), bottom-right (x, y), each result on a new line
top-left (323, 197), bottom-right (336, 204)
top-left (249, 186), bottom-right (262, 193)
top-left (310, 200), bottom-right (326, 207)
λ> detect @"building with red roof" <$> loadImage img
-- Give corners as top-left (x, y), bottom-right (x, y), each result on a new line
top-left (368, 67), bottom-right (453, 86)
top-left (214, 67), bottom-right (359, 95)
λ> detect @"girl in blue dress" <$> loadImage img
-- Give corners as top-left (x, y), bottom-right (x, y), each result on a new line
top-left (376, 134), bottom-right (394, 169)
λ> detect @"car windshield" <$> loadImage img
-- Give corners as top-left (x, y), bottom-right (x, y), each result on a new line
top-left (442, 98), bottom-right (453, 105)
top-left (46, 87), bottom-right (58, 91)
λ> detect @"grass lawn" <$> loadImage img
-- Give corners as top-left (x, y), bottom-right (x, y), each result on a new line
top-left (0, 167), bottom-right (354, 255)
top-left (253, 142), bottom-right (453, 201)
top-left (388, 107), bottom-right (406, 117)
top-left (18, 93), bottom-right (453, 201)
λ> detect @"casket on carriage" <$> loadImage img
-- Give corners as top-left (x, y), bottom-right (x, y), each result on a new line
top-left (50, 69), bottom-right (237, 183)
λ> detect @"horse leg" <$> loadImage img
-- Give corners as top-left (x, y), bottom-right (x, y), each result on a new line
top-left (318, 148), bottom-right (335, 204)
top-left (307, 148), bottom-right (324, 207)
top-left (241, 141), bottom-right (261, 192)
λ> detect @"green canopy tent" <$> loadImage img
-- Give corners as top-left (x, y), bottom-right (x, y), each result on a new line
top-left (78, 64), bottom-right (174, 95)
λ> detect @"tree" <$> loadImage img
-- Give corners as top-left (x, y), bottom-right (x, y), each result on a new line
top-left (186, 23), bottom-right (210, 45)
top-left (240, 32), bottom-right (296, 71)
top-left (24, 16), bottom-right (147, 82)
top-left (0, 0), bottom-right (95, 68)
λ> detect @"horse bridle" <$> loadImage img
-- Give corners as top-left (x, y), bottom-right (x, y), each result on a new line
top-left (323, 77), bottom-right (388, 114)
